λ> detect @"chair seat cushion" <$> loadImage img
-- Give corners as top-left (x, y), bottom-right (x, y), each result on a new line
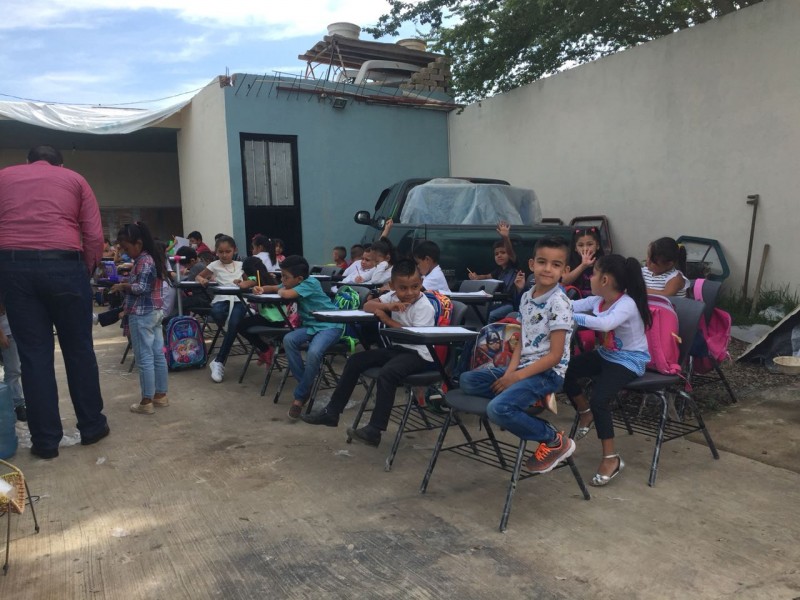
top-left (624, 371), bottom-right (681, 391)
top-left (361, 366), bottom-right (442, 386)
top-left (443, 389), bottom-right (491, 416)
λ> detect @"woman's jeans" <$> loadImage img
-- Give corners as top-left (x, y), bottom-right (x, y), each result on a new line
top-left (458, 366), bottom-right (562, 442)
top-left (128, 310), bottom-right (168, 400)
top-left (283, 327), bottom-right (342, 401)
top-left (211, 300), bottom-right (247, 363)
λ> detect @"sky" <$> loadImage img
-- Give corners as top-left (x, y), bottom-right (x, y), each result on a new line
top-left (0, 0), bottom-right (423, 109)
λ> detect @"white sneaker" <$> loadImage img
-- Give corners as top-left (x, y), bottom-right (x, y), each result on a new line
top-left (209, 360), bottom-right (224, 383)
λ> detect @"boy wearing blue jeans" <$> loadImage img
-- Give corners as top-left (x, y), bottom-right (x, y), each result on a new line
top-left (255, 255), bottom-right (341, 419)
top-left (458, 236), bottom-right (575, 474)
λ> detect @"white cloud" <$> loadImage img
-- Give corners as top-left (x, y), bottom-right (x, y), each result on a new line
top-left (0, 0), bottom-right (403, 38)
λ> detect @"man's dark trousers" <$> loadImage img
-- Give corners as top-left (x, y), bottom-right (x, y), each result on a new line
top-left (0, 255), bottom-right (107, 451)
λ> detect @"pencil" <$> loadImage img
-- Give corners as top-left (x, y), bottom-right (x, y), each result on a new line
top-left (257, 271), bottom-right (261, 287)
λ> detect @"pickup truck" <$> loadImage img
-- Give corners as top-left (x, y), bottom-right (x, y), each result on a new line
top-left (354, 178), bottom-right (575, 284)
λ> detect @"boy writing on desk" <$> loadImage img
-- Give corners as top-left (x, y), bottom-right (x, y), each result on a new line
top-left (254, 255), bottom-right (341, 419)
top-left (458, 236), bottom-right (576, 474)
top-left (301, 259), bottom-right (436, 447)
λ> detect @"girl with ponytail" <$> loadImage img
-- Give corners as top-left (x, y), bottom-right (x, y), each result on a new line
top-left (562, 254), bottom-right (652, 487)
top-left (111, 222), bottom-right (170, 414)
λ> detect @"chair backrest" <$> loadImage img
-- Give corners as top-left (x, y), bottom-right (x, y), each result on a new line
top-left (458, 279), bottom-right (502, 295)
top-left (450, 300), bottom-right (468, 327)
top-left (320, 265), bottom-right (343, 277)
top-left (670, 296), bottom-right (706, 367)
top-left (693, 278), bottom-right (722, 323)
top-left (348, 285), bottom-right (371, 308)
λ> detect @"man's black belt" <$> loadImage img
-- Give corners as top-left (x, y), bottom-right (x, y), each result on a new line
top-left (0, 250), bottom-right (83, 261)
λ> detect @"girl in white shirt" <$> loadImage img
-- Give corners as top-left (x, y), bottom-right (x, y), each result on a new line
top-left (195, 235), bottom-right (245, 383)
top-left (564, 254), bottom-right (653, 487)
top-left (642, 237), bottom-right (689, 297)
top-left (251, 234), bottom-right (277, 272)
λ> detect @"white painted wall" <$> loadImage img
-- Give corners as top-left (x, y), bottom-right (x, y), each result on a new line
top-left (449, 0), bottom-right (800, 294)
top-left (0, 149), bottom-right (180, 207)
top-left (176, 81), bottom-right (232, 242)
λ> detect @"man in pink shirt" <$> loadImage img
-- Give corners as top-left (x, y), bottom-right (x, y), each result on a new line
top-left (0, 145), bottom-right (109, 459)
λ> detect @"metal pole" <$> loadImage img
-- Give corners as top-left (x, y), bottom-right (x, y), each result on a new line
top-left (742, 194), bottom-right (759, 298)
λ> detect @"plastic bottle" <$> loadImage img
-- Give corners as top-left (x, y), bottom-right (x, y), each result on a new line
top-left (0, 382), bottom-right (18, 459)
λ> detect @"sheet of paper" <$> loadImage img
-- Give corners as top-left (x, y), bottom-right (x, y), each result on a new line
top-left (172, 236), bottom-right (190, 251)
top-left (445, 291), bottom-right (492, 297)
top-left (214, 286), bottom-right (242, 292)
top-left (404, 326), bottom-right (477, 334)
top-left (314, 310), bottom-right (374, 317)
top-left (251, 293), bottom-right (282, 299)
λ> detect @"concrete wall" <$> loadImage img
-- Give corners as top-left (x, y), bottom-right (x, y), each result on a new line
top-left (0, 149), bottom-right (180, 207)
top-left (223, 75), bottom-right (451, 264)
top-left (177, 81), bottom-right (233, 243)
top-left (448, 0), bottom-right (800, 294)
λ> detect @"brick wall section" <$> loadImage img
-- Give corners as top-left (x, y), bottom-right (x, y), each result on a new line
top-left (399, 56), bottom-right (453, 95)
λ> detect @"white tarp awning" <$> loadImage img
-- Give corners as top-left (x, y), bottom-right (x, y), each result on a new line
top-left (0, 99), bottom-right (189, 135)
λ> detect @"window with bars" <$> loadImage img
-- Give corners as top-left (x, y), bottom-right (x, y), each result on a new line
top-left (242, 137), bottom-right (296, 207)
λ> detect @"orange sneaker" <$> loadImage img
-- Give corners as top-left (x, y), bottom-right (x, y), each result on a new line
top-left (525, 432), bottom-right (575, 474)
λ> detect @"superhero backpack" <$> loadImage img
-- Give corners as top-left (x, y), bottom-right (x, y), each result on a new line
top-left (470, 318), bottom-right (522, 371)
top-left (165, 315), bottom-right (207, 370)
top-left (645, 295), bottom-right (682, 375)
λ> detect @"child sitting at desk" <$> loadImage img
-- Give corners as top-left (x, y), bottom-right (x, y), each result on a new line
top-left (467, 221), bottom-right (519, 320)
top-left (413, 240), bottom-right (451, 293)
top-left (458, 236), bottom-right (576, 474)
top-left (254, 255), bottom-right (342, 419)
top-left (332, 246), bottom-right (349, 270)
top-left (195, 235), bottom-right (246, 383)
top-left (236, 256), bottom-right (283, 366)
top-left (341, 245), bottom-right (375, 284)
top-left (301, 259), bottom-right (436, 447)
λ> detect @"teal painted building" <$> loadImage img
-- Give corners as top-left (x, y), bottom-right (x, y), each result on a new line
top-left (220, 73), bottom-right (451, 264)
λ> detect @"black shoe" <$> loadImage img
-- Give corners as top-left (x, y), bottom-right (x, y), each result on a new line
top-left (346, 425), bottom-right (381, 447)
top-left (31, 446), bottom-right (59, 459)
top-left (81, 424), bottom-right (110, 446)
top-left (15, 404), bottom-right (27, 422)
top-left (301, 410), bottom-right (339, 427)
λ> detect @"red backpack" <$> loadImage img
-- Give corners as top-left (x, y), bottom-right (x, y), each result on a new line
top-left (645, 295), bottom-right (682, 375)
top-left (424, 290), bottom-right (453, 364)
top-left (691, 279), bottom-right (732, 374)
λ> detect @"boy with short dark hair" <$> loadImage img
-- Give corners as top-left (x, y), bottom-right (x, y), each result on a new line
top-left (349, 244), bottom-right (364, 264)
top-left (302, 258), bottom-right (436, 447)
top-left (458, 236), bottom-right (575, 474)
top-left (412, 240), bottom-right (450, 293)
top-left (332, 246), bottom-right (348, 270)
top-left (255, 255), bottom-right (342, 419)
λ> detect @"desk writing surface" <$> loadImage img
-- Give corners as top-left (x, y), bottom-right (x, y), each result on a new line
top-left (314, 310), bottom-right (374, 318)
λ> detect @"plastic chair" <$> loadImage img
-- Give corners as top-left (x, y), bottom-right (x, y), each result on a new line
top-left (572, 297), bottom-right (719, 486)
top-left (688, 279), bottom-right (737, 404)
top-left (346, 301), bottom-right (469, 471)
top-left (1, 459), bottom-right (40, 575)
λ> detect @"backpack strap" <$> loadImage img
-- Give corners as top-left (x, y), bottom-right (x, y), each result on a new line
top-left (693, 278), bottom-right (705, 303)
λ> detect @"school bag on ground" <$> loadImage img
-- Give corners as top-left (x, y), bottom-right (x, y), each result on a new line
top-left (690, 279), bottom-right (732, 374)
top-left (165, 315), bottom-right (207, 370)
top-left (645, 295), bottom-right (682, 375)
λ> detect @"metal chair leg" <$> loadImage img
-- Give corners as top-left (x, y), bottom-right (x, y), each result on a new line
top-left (499, 439), bottom-right (527, 532)
top-left (714, 364), bottom-right (738, 404)
top-left (680, 391), bottom-right (720, 459)
top-left (384, 387), bottom-right (416, 472)
top-left (120, 340), bottom-right (131, 364)
top-left (238, 345), bottom-right (257, 383)
top-left (483, 419), bottom-right (508, 469)
top-left (3, 507), bottom-right (9, 575)
top-left (420, 411), bottom-right (453, 493)
top-left (273, 363), bottom-right (291, 404)
top-left (648, 392), bottom-right (670, 487)
top-left (347, 379), bottom-right (376, 442)
top-left (566, 456), bottom-right (591, 500)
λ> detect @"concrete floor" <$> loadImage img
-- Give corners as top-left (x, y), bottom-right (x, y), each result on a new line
top-left (1, 322), bottom-right (799, 599)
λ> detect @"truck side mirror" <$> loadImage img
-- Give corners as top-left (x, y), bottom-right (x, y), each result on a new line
top-left (354, 210), bottom-right (372, 225)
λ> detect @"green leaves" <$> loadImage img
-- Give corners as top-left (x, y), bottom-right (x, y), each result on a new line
top-left (369, 0), bottom-right (760, 102)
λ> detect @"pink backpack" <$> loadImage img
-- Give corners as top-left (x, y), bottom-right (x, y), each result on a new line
top-left (645, 295), bottom-right (682, 375)
top-left (692, 279), bottom-right (732, 374)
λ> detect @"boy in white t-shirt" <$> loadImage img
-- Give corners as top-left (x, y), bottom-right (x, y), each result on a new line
top-left (341, 246), bottom-right (376, 284)
top-left (413, 240), bottom-right (451, 293)
top-left (301, 259), bottom-right (436, 447)
top-left (458, 236), bottom-right (576, 474)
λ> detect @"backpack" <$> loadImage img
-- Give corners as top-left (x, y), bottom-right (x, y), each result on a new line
top-left (332, 285), bottom-right (363, 351)
top-left (691, 279), bottom-right (732, 374)
top-left (470, 319), bottom-right (521, 371)
top-left (645, 295), bottom-right (682, 375)
top-left (424, 290), bottom-right (453, 364)
top-left (165, 316), bottom-right (207, 370)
